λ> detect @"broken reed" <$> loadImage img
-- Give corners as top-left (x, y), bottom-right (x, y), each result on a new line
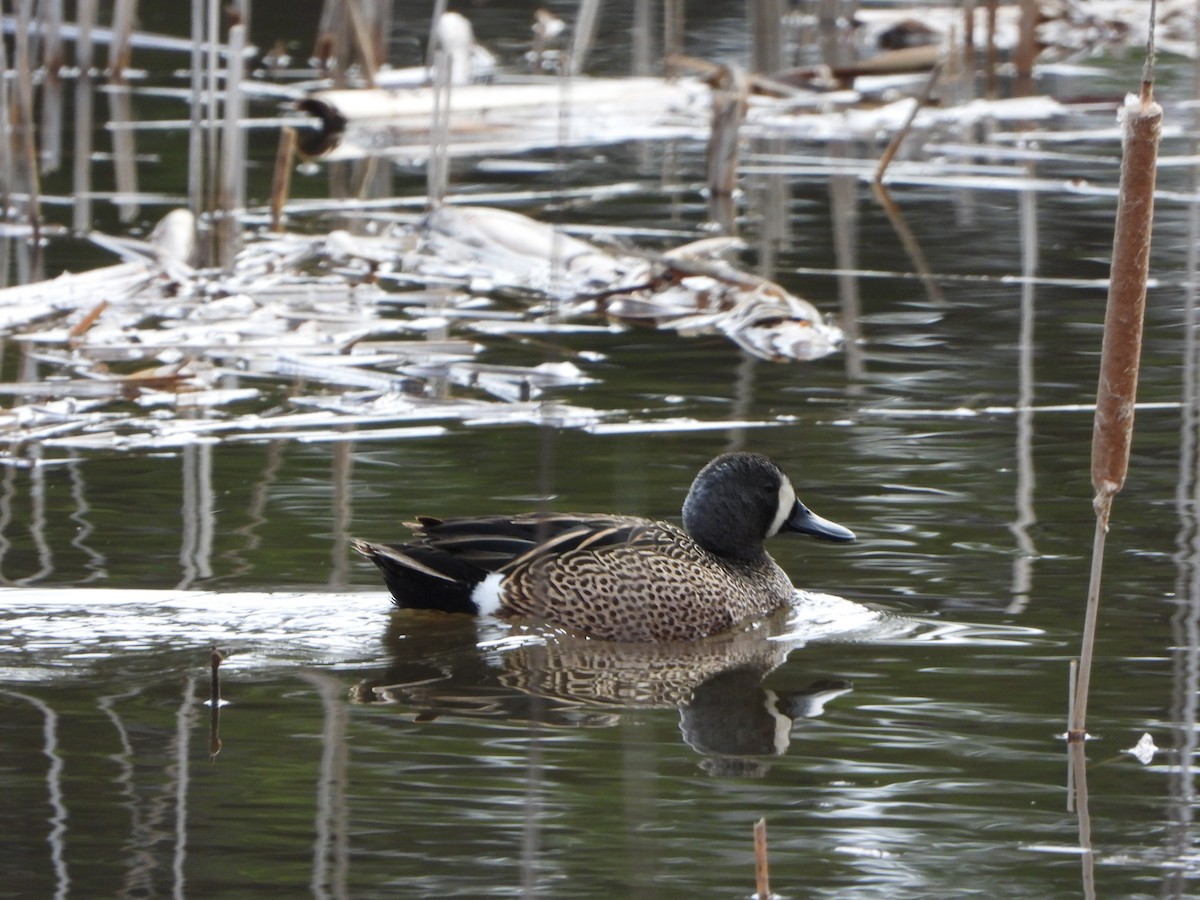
top-left (210, 647), bottom-right (224, 760)
top-left (1068, 85), bottom-right (1162, 742)
top-left (753, 817), bottom-right (771, 900)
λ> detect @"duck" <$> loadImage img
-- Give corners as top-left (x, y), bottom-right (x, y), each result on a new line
top-left (352, 452), bottom-right (854, 642)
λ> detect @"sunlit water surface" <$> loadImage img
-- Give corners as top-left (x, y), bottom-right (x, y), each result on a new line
top-left (3, 3), bottom-right (1200, 898)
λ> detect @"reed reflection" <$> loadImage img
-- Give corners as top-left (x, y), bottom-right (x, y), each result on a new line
top-left (1007, 168), bottom-right (1039, 614)
top-left (828, 140), bottom-right (865, 380)
top-left (296, 671), bottom-right (351, 900)
top-left (0, 688), bottom-right (70, 900)
top-left (1164, 145), bottom-right (1200, 897)
top-left (67, 459), bottom-right (107, 582)
top-left (222, 438), bottom-right (284, 580)
top-left (18, 444), bottom-right (53, 586)
top-left (177, 441), bottom-right (215, 589)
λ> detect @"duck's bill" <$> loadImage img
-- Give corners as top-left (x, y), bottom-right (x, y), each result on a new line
top-left (784, 501), bottom-right (856, 542)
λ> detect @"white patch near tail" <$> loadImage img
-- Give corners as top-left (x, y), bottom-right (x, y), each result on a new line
top-left (470, 572), bottom-right (505, 616)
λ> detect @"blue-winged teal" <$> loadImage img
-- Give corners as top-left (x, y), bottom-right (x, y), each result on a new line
top-left (353, 452), bottom-right (854, 642)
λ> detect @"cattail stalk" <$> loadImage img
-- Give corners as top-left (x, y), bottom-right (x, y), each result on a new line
top-left (1068, 84), bottom-right (1162, 741)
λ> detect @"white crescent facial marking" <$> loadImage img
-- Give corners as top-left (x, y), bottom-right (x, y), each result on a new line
top-left (768, 477), bottom-right (797, 537)
top-left (471, 572), bottom-right (505, 616)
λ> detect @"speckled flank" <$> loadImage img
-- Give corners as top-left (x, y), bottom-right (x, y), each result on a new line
top-left (499, 522), bottom-right (794, 642)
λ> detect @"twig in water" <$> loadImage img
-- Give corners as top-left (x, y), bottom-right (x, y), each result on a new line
top-left (67, 300), bottom-right (109, 345)
top-left (209, 647), bottom-right (224, 760)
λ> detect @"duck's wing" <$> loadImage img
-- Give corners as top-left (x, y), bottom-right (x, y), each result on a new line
top-left (411, 513), bottom-right (660, 572)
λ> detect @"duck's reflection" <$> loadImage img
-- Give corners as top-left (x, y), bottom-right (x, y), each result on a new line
top-left (352, 607), bottom-right (852, 774)
top-left (679, 668), bottom-right (851, 775)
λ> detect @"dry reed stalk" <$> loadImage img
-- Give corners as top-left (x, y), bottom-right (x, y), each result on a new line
top-left (750, 0), bottom-right (785, 75)
top-left (316, 0), bottom-right (353, 85)
top-left (204, 0), bottom-right (221, 228)
top-left (13, 0), bottom-right (42, 269)
top-left (570, 0), bottom-right (603, 76)
top-left (754, 817), bottom-right (771, 899)
top-left (72, 0), bottom-right (97, 234)
top-left (663, 0), bottom-right (684, 62)
top-left (345, 0), bottom-right (379, 87)
top-left (830, 144), bottom-right (864, 380)
top-left (0, 16), bottom-right (12, 226)
top-left (107, 82), bottom-right (138, 223)
top-left (271, 128), bottom-right (298, 232)
top-left (872, 61), bottom-right (945, 305)
top-left (364, 0), bottom-right (391, 77)
top-left (962, 0), bottom-right (976, 81)
top-left (106, 0), bottom-right (139, 225)
top-left (426, 0), bottom-right (449, 69)
top-left (217, 23), bottom-right (247, 268)
top-left (706, 66), bottom-right (748, 201)
top-left (1067, 81), bottom-right (1162, 742)
top-left (188, 0), bottom-right (205, 219)
top-left (108, 0), bottom-right (136, 78)
top-left (427, 45), bottom-right (452, 209)
top-left (1013, 0), bottom-right (1038, 97)
top-left (984, 0), bottom-right (998, 98)
top-left (633, 0), bottom-right (653, 75)
top-left (39, 0), bottom-right (65, 175)
top-left (228, 0), bottom-right (249, 34)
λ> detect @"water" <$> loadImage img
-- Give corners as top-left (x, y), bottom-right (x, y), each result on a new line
top-left (3, 3), bottom-right (1200, 897)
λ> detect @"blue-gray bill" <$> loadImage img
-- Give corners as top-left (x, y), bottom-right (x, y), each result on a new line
top-left (784, 501), bottom-right (856, 542)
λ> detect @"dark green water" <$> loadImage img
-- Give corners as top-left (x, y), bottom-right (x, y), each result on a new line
top-left (3, 3), bottom-right (1200, 898)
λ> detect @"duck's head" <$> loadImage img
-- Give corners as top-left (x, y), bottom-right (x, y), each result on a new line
top-left (681, 452), bottom-right (855, 561)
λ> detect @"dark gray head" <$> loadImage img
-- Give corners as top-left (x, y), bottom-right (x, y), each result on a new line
top-left (681, 452), bottom-right (855, 561)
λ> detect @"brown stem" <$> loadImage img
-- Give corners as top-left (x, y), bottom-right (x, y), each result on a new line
top-left (754, 817), bottom-right (770, 899)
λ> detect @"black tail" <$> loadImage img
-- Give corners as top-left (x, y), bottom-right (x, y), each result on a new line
top-left (352, 539), bottom-right (483, 614)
